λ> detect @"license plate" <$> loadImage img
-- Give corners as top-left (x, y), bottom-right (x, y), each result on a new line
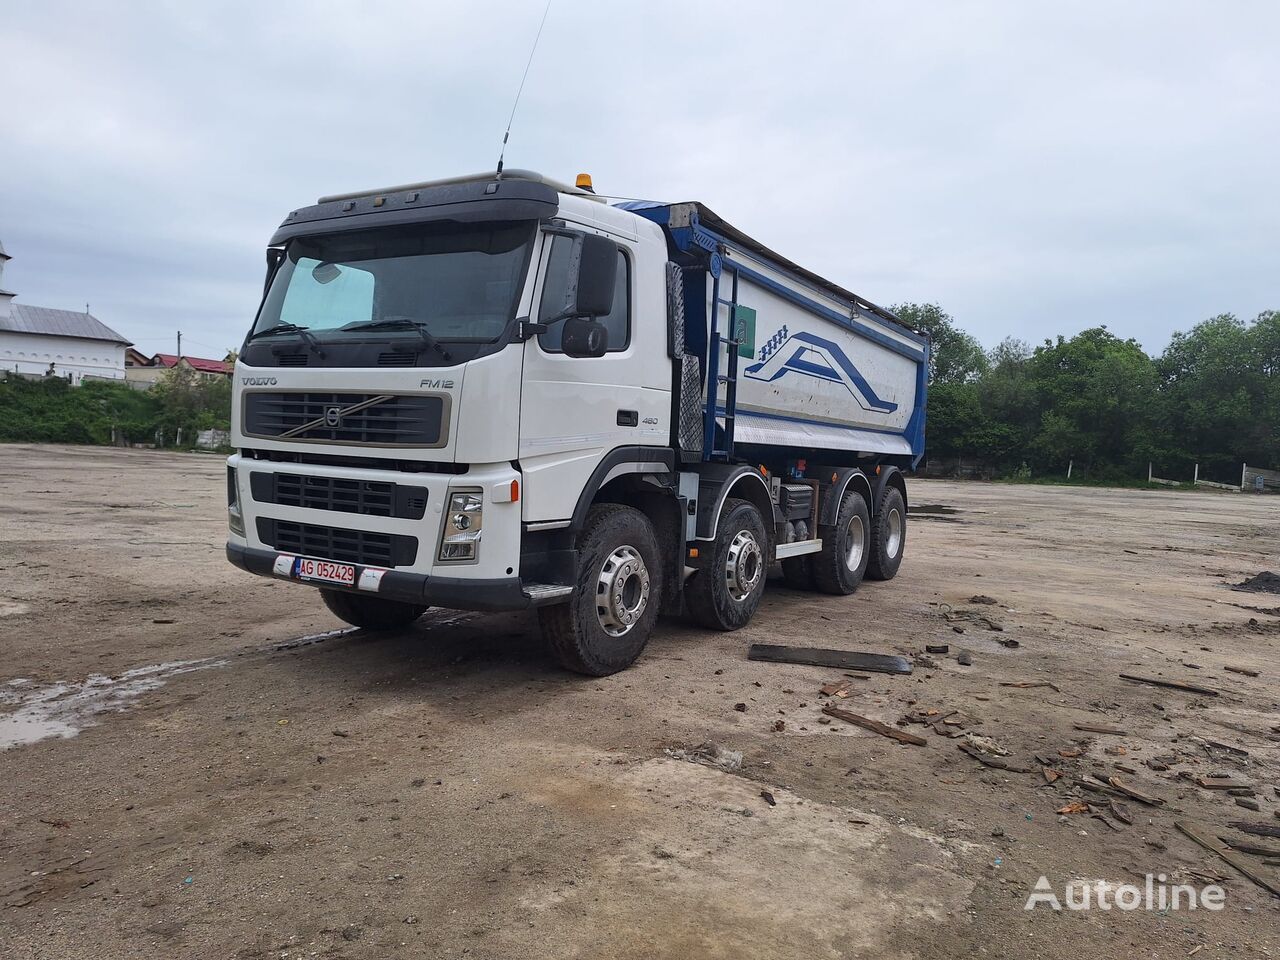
top-left (293, 557), bottom-right (356, 586)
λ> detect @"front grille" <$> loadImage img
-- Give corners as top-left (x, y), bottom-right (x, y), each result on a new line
top-left (243, 392), bottom-right (445, 447)
top-left (257, 518), bottom-right (418, 567)
top-left (275, 353), bottom-right (309, 367)
top-left (249, 472), bottom-right (427, 519)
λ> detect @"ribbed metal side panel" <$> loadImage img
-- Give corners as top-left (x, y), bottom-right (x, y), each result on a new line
top-left (678, 355), bottom-right (703, 454)
top-left (667, 262), bottom-right (703, 457)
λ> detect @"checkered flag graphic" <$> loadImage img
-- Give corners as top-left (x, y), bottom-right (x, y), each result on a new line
top-left (758, 325), bottom-right (789, 361)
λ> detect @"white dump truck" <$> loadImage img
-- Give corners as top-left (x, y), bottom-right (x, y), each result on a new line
top-left (226, 170), bottom-right (928, 674)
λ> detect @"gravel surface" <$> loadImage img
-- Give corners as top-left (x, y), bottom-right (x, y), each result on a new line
top-left (1, 444), bottom-right (1278, 958)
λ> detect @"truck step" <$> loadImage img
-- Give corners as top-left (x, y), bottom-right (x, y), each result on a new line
top-left (775, 538), bottom-right (822, 559)
top-left (522, 583), bottom-right (573, 603)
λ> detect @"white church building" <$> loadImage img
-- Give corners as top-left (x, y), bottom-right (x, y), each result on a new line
top-left (0, 239), bottom-right (131, 384)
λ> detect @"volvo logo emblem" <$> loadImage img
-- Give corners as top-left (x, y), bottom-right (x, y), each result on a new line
top-left (324, 406), bottom-right (343, 427)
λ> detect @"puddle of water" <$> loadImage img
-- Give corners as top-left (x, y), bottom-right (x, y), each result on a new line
top-left (0, 659), bottom-right (226, 750)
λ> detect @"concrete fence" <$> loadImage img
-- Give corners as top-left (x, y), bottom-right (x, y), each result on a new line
top-left (1243, 463), bottom-right (1280, 493)
top-left (1148, 462), bottom-right (1280, 492)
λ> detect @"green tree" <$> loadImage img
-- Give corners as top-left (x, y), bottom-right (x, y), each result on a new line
top-left (893, 302), bottom-right (990, 384)
top-left (1027, 327), bottom-right (1158, 475)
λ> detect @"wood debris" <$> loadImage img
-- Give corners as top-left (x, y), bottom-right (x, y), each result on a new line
top-left (1057, 800), bottom-right (1090, 815)
top-left (999, 681), bottom-right (1061, 692)
top-left (1073, 723), bottom-right (1127, 736)
top-left (957, 742), bottom-right (1032, 773)
top-left (821, 706), bottom-right (927, 746)
top-left (1176, 821), bottom-right (1280, 899)
top-left (1118, 673), bottom-right (1220, 697)
top-left (1224, 665), bottom-right (1260, 678)
top-left (1109, 800), bottom-right (1134, 825)
top-left (819, 680), bottom-right (851, 697)
top-left (1195, 776), bottom-right (1252, 791)
top-left (1227, 821), bottom-right (1280, 839)
top-left (1106, 776), bottom-right (1164, 807)
top-left (749, 644), bottom-right (912, 675)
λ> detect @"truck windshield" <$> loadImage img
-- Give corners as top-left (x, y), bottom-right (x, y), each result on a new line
top-left (252, 222), bottom-right (535, 342)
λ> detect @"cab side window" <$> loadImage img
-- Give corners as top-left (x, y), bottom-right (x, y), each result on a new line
top-left (537, 236), bottom-right (631, 353)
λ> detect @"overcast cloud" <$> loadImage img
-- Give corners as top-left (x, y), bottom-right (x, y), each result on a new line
top-left (1, 0), bottom-right (1276, 359)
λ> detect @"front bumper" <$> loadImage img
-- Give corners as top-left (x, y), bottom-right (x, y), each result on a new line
top-left (227, 542), bottom-right (537, 612)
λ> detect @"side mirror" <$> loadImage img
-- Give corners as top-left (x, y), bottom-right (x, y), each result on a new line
top-left (561, 317), bottom-right (609, 358)
top-left (569, 233), bottom-right (618, 317)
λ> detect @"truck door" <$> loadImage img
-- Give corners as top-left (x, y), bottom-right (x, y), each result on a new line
top-left (518, 229), bottom-right (669, 523)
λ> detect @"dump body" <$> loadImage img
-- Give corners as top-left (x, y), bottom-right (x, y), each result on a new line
top-left (622, 201), bottom-right (928, 465)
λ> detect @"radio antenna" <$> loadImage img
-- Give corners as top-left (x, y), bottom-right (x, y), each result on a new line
top-left (495, 0), bottom-right (553, 179)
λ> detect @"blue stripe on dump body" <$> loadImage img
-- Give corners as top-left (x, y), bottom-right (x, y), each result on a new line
top-left (721, 258), bottom-right (926, 363)
top-left (619, 201), bottom-right (929, 354)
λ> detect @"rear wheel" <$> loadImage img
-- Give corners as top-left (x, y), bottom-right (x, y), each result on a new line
top-left (866, 486), bottom-right (906, 581)
top-left (812, 490), bottom-right (871, 595)
top-left (320, 589), bottom-right (427, 630)
top-left (538, 504), bottom-right (662, 676)
top-left (685, 498), bottom-right (768, 630)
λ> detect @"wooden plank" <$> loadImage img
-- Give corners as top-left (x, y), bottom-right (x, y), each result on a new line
top-left (1105, 776), bottom-right (1164, 806)
top-left (1176, 821), bottom-right (1280, 899)
top-left (957, 742), bottom-right (1032, 773)
top-left (749, 644), bottom-right (913, 675)
top-left (1118, 673), bottom-right (1220, 697)
top-left (1227, 821), bottom-right (1280, 839)
top-left (821, 706), bottom-right (927, 745)
top-left (1219, 838), bottom-right (1280, 858)
top-left (1073, 723), bottom-right (1128, 736)
top-left (1224, 665), bottom-right (1260, 678)
top-left (1196, 776), bottom-right (1253, 790)
top-left (999, 681), bottom-right (1061, 692)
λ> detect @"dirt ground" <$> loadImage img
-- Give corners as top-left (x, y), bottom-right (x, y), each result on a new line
top-left (1, 443), bottom-right (1278, 959)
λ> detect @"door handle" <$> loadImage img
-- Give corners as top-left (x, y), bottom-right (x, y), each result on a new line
top-left (616, 410), bottom-right (639, 427)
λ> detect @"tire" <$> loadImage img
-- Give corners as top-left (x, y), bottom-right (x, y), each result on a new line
top-left (781, 555), bottom-right (815, 590)
top-left (812, 490), bottom-right (871, 595)
top-left (685, 498), bottom-right (768, 631)
top-left (320, 589), bottom-right (427, 630)
top-left (866, 486), bottom-right (906, 581)
top-left (538, 504), bottom-right (662, 676)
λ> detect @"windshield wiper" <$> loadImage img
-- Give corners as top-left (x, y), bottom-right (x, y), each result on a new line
top-left (342, 318), bottom-right (452, 362)
top-left (249, 322), bottom-right (326, 358)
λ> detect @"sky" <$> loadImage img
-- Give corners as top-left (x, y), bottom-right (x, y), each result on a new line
top-left (1, 0), bottom-right (1277, 360)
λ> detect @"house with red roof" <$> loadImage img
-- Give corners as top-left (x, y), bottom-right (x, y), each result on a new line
top-left (125, 349), bottom-right (232, 387)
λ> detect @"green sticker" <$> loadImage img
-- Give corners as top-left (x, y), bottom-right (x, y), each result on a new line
top-left (734, 306), bottom-right (757, 359)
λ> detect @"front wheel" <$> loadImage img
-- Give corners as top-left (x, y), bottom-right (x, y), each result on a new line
top-left (685, 498), bottom-right (768, 631)
top-left (538, 504), bottom-right (662, 676)
top-left (866, 486), bottom-right (906, 581)
top-left (320, 589), bottom-right (428, 630)
top-left (812, 490), bottom-right (871, 595)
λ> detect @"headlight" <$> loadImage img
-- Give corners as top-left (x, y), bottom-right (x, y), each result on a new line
top-left (227, 466), bottom-right (245, 536)
top-left (439, 491), bottom-right (483, 561)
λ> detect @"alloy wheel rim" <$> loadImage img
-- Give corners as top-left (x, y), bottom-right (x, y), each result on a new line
top-left (595, 545), bottom-right (650, 637)
top-left (885, 508), bottom-right (903, 558)
top-left (724, 529), bottom-right (763, 602)
top-left (844, 514), bottom-right (866, 571)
